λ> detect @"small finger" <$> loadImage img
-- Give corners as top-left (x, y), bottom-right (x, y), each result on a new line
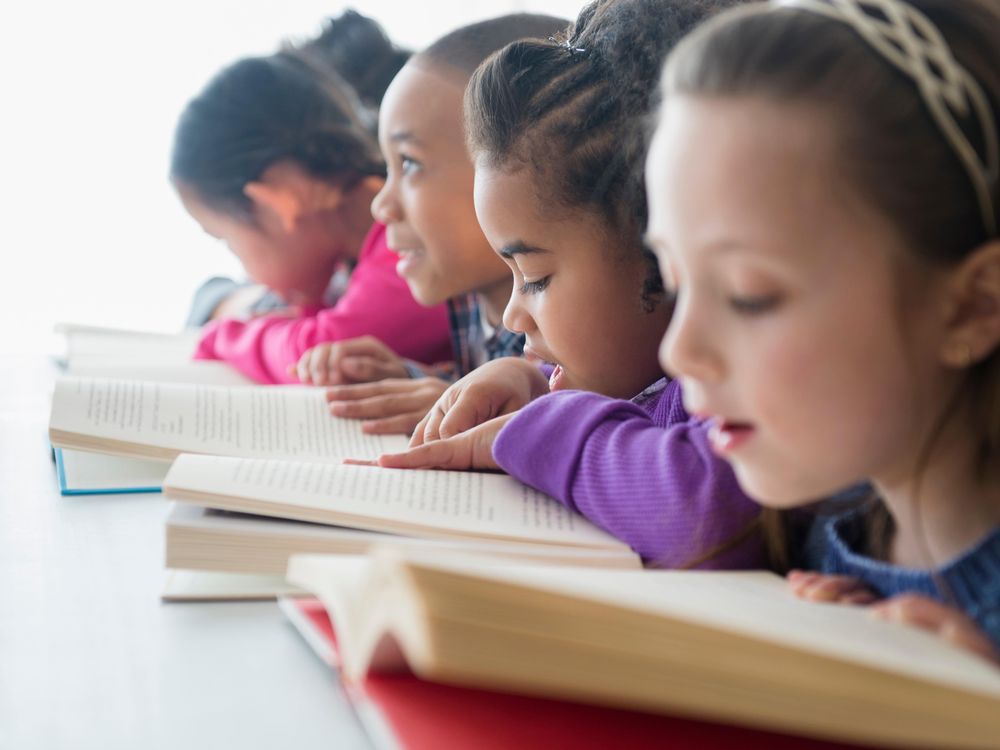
top-left (326, 379), bottom-right (412, 402)
top-left (421, 403), bottom-right (448, 445)
top-left (361, 412), bottom-right (425, 435)
top-left (309, 345), bottom-right (332, 386)
top-left (295, 352), bottom-right (312, 384)
top-left (330, 394), bottom-right (409, 420)
top-left (340, 356), bottom-right (383, 384)
top-left (409, 412), bottom-right (434, 447)
top-left (939, 619), bottom-right (1000, 662)
top-left (872, 595), bottom-right (950, 628)
top-left (378, 440), bottom-right (457, 470)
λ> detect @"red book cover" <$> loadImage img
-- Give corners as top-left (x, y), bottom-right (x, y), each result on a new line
top-left (279, 596), bottom-right (875, 750)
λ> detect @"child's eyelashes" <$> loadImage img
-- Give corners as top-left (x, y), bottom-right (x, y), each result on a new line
top-left (519, 276), bottom-right (551, 295)
top-left (727, 294), bottom-right (781, 315)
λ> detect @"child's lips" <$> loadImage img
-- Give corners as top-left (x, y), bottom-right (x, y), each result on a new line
top-left (707, 418), bottom-right (756, 456)
top-left (522, 344), bottom-right (549, 364)
top-left (394, 247), bottom-right (425, 277)
top-left (548, 364), bottom-right (566, 391)
top-left (522, 345), bottom-right (566, 391)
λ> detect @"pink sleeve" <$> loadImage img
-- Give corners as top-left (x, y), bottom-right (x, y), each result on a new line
top-left (194, 224), bottom-right (452, 384)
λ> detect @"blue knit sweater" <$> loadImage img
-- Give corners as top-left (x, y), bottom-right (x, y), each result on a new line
top-left (806, 508), bottom-right (1000, 649)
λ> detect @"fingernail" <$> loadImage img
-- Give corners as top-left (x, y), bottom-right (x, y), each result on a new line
top-left (870, 604), bottom-right (891, 620)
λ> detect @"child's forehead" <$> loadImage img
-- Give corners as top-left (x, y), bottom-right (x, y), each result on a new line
top-left (379, 62), bottom-right (468, 144)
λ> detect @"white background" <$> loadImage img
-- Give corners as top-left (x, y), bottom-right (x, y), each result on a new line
top-left (0, 1), bottom-right (584, 356)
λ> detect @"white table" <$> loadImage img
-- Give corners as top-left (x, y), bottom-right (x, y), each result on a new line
top-left (0, 357), bottom-right (371, 749)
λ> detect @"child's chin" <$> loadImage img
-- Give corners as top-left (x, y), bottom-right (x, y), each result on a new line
top-left (406, 279), bottom-right (448, 308)
top-left (733, 465), bottom-right (813, 509)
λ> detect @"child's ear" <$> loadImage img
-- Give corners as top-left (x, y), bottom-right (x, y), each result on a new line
top-left (243, 181), bottom-right (303, 234)
top-left (940, 239), bottom-right (1000, 368)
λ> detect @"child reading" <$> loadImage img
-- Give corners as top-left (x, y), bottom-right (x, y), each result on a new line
top-left (378, 0), bottom-right (767, 570)
top-left (172, 11), bottom-right (451, 384)
top-left (646, 0), bottom-right (1000, 657)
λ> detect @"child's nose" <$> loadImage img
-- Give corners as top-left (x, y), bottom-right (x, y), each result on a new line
top-left (502, 283), bottom-right (534, 335)
top-left (660, 300), bottom-right (723, 383)
top-left (370, 179), bottom-right (401, 224)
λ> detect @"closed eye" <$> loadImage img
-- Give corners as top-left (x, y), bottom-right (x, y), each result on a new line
top-left (728, 294), bottom-right (781, 315)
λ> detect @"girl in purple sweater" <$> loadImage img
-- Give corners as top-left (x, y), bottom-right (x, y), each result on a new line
top-left (380, 0), bottom-right (769, 571)
top-left (646, 0), bottom-right (1000, 660)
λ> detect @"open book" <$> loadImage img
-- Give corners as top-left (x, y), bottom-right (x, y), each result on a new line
top-left (287, 548), bottom-right (1000, 750)
top-left (167, 504), bottom-right (639, 576)
top-left (163, 455), bottom-right (635, 561)
top-left (278, 596), bottom-right (866, 750)
top-left (48, 376), bottom-right (406, 463)
top-left (50, 326), bottom-right (255, 493)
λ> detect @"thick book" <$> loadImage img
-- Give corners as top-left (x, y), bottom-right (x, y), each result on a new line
top-left (48, 376), bottom-right (406, 463)
top-left (286, 548), bottom-right (1000, 750)
top-left (167, 504), bottom-right (640, 576)
top-left (162, 454), bottom-right (634, 559)
top-left (278, 596), bottom-right (870, 750)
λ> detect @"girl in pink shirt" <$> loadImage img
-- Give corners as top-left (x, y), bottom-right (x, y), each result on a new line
top-left (170, 12), bottom-right (451, 384)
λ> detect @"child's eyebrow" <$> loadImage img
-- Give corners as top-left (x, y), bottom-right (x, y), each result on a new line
top-left (499, 241), bottom-right (549, 259)
top-left (389, 130), bottom-right (421, 145)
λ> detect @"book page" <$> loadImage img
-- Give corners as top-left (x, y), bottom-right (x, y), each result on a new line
top-left (165, 454), bottom-right (630, 550)
top-left (50, 376), bottom-right (407, 460)
top-left (409, 558), bottom-right (1000, 699)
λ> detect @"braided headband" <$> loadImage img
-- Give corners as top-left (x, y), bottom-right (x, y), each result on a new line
top-left (775, 0), bottom-right (999, 237)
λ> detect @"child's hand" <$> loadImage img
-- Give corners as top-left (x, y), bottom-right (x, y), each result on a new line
top-left (291, 336), bottom-right (409, 385)
top-left (872, 594), bottom-right (999, 664)
top-left (326, 378), bottom-right (449, 435)
top-left (409, 357), bottom-right (549, 447)
top-left (376, 413), bottom-right (513, 471)
top-left (787, 570), bottom-right (880, 605)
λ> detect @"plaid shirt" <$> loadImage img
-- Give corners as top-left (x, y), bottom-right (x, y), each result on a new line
top-left (403, 293), bottom-right (525, 381)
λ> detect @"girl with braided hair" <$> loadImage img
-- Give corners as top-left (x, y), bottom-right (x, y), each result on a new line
top-left (172, 11), bottom-right (451, 385)
top-left (647, 0), bottom-right (1000, 659)
top-left (380, 0), bottom-right (773, 572)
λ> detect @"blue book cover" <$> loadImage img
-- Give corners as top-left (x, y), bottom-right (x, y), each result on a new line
top-left (54, 447), bottom-right (166, 496)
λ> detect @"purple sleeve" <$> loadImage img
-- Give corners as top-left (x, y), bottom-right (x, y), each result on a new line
top-left (493, 386), bottom-right (764, 569)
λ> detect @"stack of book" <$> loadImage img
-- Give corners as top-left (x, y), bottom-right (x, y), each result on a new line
top-left (47, 327), bottom-right (641, 600)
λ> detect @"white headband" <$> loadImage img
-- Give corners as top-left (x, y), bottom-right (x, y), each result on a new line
top-left (775, 0), bottom-right (999, 237)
